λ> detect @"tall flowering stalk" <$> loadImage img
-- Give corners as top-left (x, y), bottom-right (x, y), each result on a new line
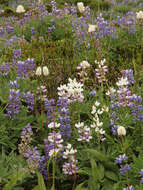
top-left (95, 59), bottom-right (108, 89)
top-left (6, 89), bottom-right (21, 119)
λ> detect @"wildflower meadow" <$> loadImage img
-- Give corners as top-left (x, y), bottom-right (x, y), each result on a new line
top-left (0, 0), bottom-right (143, 190)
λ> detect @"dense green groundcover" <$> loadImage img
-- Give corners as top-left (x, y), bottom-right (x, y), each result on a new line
top-left (0, 0), bottom-right (143, 190)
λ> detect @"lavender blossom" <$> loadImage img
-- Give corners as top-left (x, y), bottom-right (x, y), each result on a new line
top-left (115, 154), bottom-right (128, 164)
top-left (57, 97), bottom-right (71, 139)
top-left (0, 63), bottom-right (11, 76)
top-left (120, 164), bottom-right (131, 175)
top-left (123, 186), bottom-right (134, 190)
top-left (23, 91), bottom-right (34, 111)
top-left (25, 147), bottom-right (41, 173)
top-left (16, 58), bottom-right (35, 79)
top-left (44, 99), bottom-right (55, 125)
top-left (8, 80), bottom-right (19, 88)
top-left (19, 123), bottom-right (33, 155)
top-left (6, 89), bottom-right (21, 119)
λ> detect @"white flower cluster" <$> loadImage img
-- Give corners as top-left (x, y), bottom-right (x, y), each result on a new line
top-left (35, 66), bottom-right (49, 76)
top-left (106, 87), bottom-right (116, 96)
top-left (48, 132), bottom-right (63, 157)
top-left (63, 143), bottom-right (77, 159)
top-left (57, 78), bottom-right (84, 104)
top-left (62, 143), bottom-right (78, 175)
top-left (48, 122), bottom-right (60, 129)
top-left (136, 11), bottom-right (143, 19)
top-left (91, 101), bottom-right (108, 135)
top-left (116, 77), bottom-right (129, 87)
top-left (75, 122), bottom-right (92, 142)
top-left (77, 61), bottom-right (90, 83)
top-left (77, 60), bottom-right (90, 70)
top-left (95, 59), bottom-right (108, 83)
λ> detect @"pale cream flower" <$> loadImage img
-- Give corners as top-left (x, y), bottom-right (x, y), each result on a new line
top-left (88, 24), bottom-right (96, 33)
top-left (77, 2), bottom-right (85, 13)
top-left (16, 5), bottom-right (25, 13)
top-left (43, 66), bottom-right (49, 76)
top-left (117, 126), bottom-right (126, 136)
top-left (35, 66), bottom-right (42, 76)
top-left (136, 11), bottom-right (143, 19)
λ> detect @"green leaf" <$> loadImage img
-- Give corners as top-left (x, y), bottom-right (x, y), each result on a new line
top-left (98, 164), bottom-right (104, 181)
top-left (90, 159), bottom-right (99, 183)
top-left (32, 186), bottom-right (40, 190)
top-left (85, 149), bottom-right (107, 161)
top-left (37, 172), bottom-right (46, 190)
top-left (3, 170), bottom-right (26, 190)
top-left (78, 167), bottom-right (92, 176)
top-left (102, 179), bottom-right (114, 190)
top-left (88, 159), bottom-right (100, 190)
top-left (75, 182), bottom-right (86, 190)
top-left (105, 170), bottom-right (118, 181)
top-left (51, 184), bottom-right (55, 190)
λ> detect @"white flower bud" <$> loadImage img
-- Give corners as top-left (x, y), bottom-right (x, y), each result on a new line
top-left (35, 66), bottom-right (42, 76)
top-left (16, 5), bottom-right (25, 13)
top-left (43, 66), bottom-right (49, 76)
top-left (88, 24), bottom-right (96, 33)
top-left (77, 2), bottom-right (85, 13)
top-left (136, 11), bottom-right (143, 19)
top-left (117, 126), bottom-right (126, 136)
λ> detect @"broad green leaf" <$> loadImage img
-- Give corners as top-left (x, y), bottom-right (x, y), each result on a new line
top-left (105, 170), bottom-right (118, 181)
top-left (86, 149), bottom-right (107, 161)
top-left (90, 159), bottom-right (99, 183)
top-left (37, 172), bottom-right (46, 190)
top-left (3, 170), bottom-right (26, 190)
top-left (102, 179), bottom-right (114, 190)
top-left (51, 184), bottom-right (55, 190)
top-left (88, 159), bottom-right (100, 190)
top-left (75, 182), bottom-right (86, 190)
top-left (102, 160), bottom-right (118, 172)
top-left (78, 167), bottom-right (92, 176)
top-left (98, 164), bottom-right (104, 181)
top-left (32, 185), bottom-right (40, 190)
top-left (113, 182), bottom-right (122, 190)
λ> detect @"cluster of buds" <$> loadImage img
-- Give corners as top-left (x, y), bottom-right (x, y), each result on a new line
top-left (77, 61), bottom-right (90, 83)
top-left (62, 143), bottom-right (78, 175)
top-left (75, 122), bottom-right (92, 142)
top-left (18, 123), bottom-right (33, 156)
top-left (95, 59), bottom-right (108, 84)
top-left (57, 78), bottom-right (84, 104)
top-left (35, 66), bottom-right (49, 76)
